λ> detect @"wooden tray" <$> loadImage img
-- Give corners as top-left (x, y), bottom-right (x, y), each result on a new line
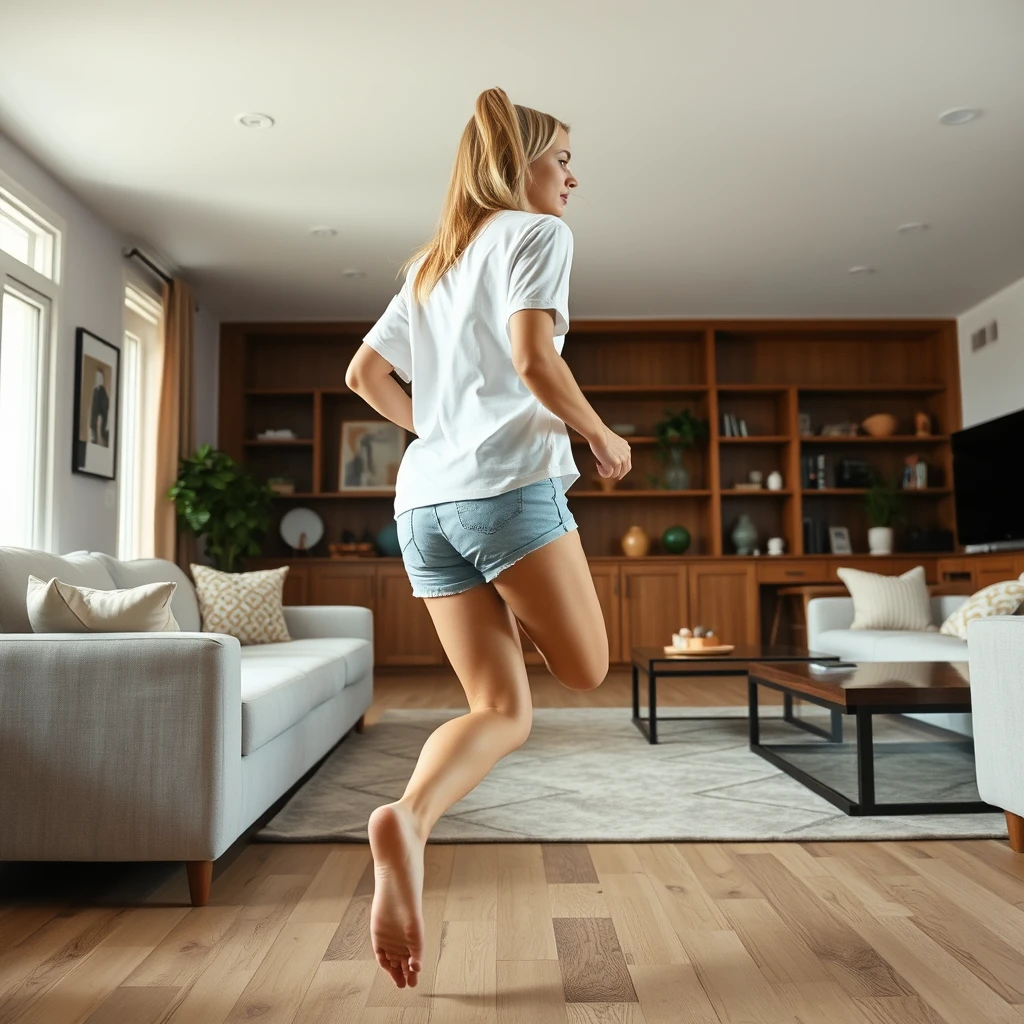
top-left (662, 644), bottom-right (736, 656)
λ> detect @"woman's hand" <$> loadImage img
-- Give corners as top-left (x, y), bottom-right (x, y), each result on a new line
top-left (588, 425), bottom-right (632, 480)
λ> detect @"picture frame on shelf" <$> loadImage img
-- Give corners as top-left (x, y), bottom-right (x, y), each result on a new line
top-left (72, 327), bottom-right (120, 480)
top-left (339, 420), bottom-right (406, 491)
top-left (828, 526), bottom-right (853, 555)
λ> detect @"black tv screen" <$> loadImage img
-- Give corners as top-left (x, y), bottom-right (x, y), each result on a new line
top-left (952, 407), bottom-right (1024, 547)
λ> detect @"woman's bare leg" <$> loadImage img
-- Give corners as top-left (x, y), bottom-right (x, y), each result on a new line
top-left (367, 528), bottom-right (607, 989)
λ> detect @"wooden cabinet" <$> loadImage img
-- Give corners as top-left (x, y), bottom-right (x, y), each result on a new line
top-left (375, 566), bottom-right (447, 667)
top-left (308, 562), bottom-right (376, 608)
top-left (620, 565), bottom-right (688, 654)
top-left (282, 564), bottom-right (310, 605)
top-left (827, 557), bottom-right (937, 583)
top-left (688, 563), bottom-right (759, 646)
top-left (974, 560), bottom-right (1024, 590)
top-left (590, 564), bottom-right (622, 665)
top-left (755, 560), bottom-right (829, 584)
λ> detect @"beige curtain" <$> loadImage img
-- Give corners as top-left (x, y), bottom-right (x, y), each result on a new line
top-left (154, 278), bottom-right (197, 574)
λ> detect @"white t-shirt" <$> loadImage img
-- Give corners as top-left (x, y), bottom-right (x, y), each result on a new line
top-left (361, 209), bottom-right (581, 520)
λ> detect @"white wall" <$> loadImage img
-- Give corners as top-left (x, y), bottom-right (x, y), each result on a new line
top-left (958, 274), bottom-right (1024, 428)
top-left (0, 131), bottom-right (218, 556)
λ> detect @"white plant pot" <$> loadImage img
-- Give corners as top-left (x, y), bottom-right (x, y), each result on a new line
top-left (868, 526), bottom-right (893, 555)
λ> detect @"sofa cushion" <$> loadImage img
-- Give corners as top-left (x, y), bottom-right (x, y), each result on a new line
top-left (815, 628), bottom-right (968, 661)
top-left (90, 553), bottom-right (202, 632)
top-left (239, 637), bottom-right (370, 754)
top-left (192, 564), bottom-right (291, 645)
top-left (835, 564), bottom-right (933, 631)
top-left (26, 575), bottom-right (179, 633)
top-left (0, 547), bottom-right (117, 633)
top-left (940, 575), bottom-right (1024, 639)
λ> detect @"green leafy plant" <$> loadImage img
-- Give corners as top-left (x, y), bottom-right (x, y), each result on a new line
top-left (865, 476), bottom-right (904, 528)
top-left (653, 408), bottom-right (708, 462)
top-left (167, 444), bottom-right (275, 572)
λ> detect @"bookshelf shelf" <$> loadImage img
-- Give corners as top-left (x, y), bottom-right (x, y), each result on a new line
top-left (719, 436), bottom-right (790, 444)
top-left (721, 489), bottom-right (793, 497)
top-left (801, 435), bottom-right (948, 444)
top-left (802, 488), bottom-right (952, 497)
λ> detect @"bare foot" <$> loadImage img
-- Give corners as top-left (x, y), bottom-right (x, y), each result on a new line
top-left (368, 802), bottom-right (426, 988)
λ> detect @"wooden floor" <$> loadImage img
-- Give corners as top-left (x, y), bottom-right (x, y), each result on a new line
top-left (2, 669), bottom-right (1023, 1024)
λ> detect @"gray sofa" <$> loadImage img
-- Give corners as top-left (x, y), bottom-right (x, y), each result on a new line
top-left (0, 546), bottom-right (373, 905)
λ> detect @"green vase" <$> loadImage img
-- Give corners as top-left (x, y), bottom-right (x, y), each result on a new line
top-left (664, 445), bottom-right (691, 490)
top-left (662, 525), bottom-right (691, 554)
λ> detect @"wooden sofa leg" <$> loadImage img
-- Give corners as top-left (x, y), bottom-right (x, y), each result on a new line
top-left (1007, 812), bottom-right (1024, 853)
top-left (186, 860), bottom-right (213, 906)
top-left (355, 714), bottom-right (365, 734)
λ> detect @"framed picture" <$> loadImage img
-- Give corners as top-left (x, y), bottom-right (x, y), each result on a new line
top-left (828, 526), bottom-right (852, 555)
top-left (339, 420), bottom-right (406, 491)
top-left (72, 327), bottom-right (120, 480)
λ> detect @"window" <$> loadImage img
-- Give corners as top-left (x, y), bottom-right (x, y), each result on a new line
top-left (117, 283), bottom-right (164, 560)
top-left (0, 170), bottom-right (62, 550)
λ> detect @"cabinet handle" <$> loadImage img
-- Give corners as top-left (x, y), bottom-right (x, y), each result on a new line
top-left (784, 570), bottom-right (805, 577)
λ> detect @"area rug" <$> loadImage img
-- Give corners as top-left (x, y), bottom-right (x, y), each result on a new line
top-left (256, 707), bottom-right (1007, 843)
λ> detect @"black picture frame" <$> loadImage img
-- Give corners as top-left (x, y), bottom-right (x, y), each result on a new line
top-left (72, 327), bottom-right (120, 480)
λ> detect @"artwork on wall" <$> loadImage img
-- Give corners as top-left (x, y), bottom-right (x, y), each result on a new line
top-left (72, 327), bottom-right (120, 480)
top-left (339, 420), bottom-right (406, 491)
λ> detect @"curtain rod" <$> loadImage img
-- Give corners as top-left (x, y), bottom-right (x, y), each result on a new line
top-left (124, 246), bottom-right (173, 285)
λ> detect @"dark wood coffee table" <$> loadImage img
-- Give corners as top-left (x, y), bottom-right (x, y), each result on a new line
top-left (630, 645), bottom-right (840, 744)
top-left (748, 660), bottom-right (994, 816)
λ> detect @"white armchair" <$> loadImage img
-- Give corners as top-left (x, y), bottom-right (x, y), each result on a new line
top-left (967, 616), bottom-right (1024, 853)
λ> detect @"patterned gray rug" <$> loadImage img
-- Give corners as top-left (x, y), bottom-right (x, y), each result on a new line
top-left (256, 707), bottom-right (1007, 843)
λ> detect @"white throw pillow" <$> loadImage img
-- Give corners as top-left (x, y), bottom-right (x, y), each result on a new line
top-left (835, 564), bottom-right (934, 631)
top-left (940, 573), bottom-right (1024, 639)
top-left (26, 575), bottom-right (179, 633)
top-left (190, 563), bottom-right (291, 646)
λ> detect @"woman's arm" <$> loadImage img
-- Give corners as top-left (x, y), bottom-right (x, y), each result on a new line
top-left (345, 344), bottom-right (415, 435)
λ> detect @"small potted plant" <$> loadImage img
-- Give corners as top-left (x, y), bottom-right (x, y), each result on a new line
top-left (648, 408), bottom-right (708, 490)
top-left (167, 444), bottom-right (276, 572)
top-left (865, 476), bottom-right (903, 555)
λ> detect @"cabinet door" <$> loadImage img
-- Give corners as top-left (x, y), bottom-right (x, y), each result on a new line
top-left (376, 566), bottom-right (447, 666)
top-left (974, 561), bottom-right (1020, 590)
top-left (282, 564), bottom-right (309, 605)
top-left (590, 564), bottom-right (622, 664)
top-left (620, 565), bottom-right (688, 655)
top-left (309, 563), bottom-right (376, 609)
top-left (688, 563), bottom-right (759, 646)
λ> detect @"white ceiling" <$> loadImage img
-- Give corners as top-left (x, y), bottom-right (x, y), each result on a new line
top-left (1, 0), bottom-right (1022, 322)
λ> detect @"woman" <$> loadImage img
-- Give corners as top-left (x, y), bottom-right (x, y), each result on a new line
top-left (344, 86), bottom-right (632, 989)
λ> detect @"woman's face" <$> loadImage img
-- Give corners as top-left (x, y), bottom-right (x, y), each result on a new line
top-left (525, 126), bottom-right (577, 217)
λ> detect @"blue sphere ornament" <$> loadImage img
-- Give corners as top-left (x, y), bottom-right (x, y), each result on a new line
top-left (376, 519), bottom-right (402, 557)
top-left (662, 525), bottom-right (691, 554)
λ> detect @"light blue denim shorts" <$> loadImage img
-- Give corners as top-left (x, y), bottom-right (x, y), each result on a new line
top-left (396, 476), bottom-right (578, 598)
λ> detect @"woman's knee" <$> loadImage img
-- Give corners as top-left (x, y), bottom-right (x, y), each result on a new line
top-left (555, 649), bottom-right (609, 691)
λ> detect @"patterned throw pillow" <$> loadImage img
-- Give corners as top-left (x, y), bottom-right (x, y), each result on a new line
top-left (940, 574), bottom-right (1024, 640)
top-left (835, 564), bottom-right (934, 631)
top-left (190, 564), bottom-right (291, 645)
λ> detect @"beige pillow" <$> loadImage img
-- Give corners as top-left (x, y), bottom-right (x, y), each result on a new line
top-left (940, 574), bottom-right (1024, 639)
top-left (835, 564), bottom-right (934, 631)
top-left (26, 575), bottom-right (179, 633)
top-left (190, 564), bottom-right (291, 646)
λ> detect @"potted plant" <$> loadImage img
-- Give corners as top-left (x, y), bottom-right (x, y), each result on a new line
top-left (647, 408), bottom-right (708, 490)
top-left (167, 444), bottom-right (276, 572)
top-left (865, 476), bottom-right (903, 555)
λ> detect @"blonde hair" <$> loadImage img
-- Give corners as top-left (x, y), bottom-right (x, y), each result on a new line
top-left (399, 87), bottom-right (570, 305)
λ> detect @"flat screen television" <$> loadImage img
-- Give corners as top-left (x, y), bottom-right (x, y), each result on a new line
top-left (951, 407), bottom-right (1024, 548)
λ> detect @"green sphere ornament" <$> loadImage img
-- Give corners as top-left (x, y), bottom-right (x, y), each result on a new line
top-left (662, 525), bottom-right (691, 554)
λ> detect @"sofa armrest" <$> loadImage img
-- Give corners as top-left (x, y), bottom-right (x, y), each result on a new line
top-left (283, 605), bottom-right (373, 642)
top-left (0, 632), bottom-right (243, 862)
top-left (807, 597), bottom-right (855, 648)
top-left (966, 616), bottom-right (1024, 816)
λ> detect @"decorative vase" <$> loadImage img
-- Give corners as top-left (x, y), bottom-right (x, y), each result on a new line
top-left (662, 525), bottom-right (691, 554)
top-left (767, 470), bottom-right (783, 491)
top-left (868, 526), bottom-right (894, 555)
top-left (731, 514), bottom-right (758, 555)
top-left (663, 445), bottom-right (691, 490)
top-left (862, 413), bottom-right (899, 438)
top-left (376, 520), bottom-right (402, 557)
top-left (621, 525), bottom-right (650, 557)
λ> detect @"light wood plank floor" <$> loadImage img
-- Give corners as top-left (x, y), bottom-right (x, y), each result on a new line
top-left (2, 668), bottom-right (1023, 1024)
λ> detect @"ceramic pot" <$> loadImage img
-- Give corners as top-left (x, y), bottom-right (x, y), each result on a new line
top-left (767, 471), bottom-right (784, 491)
top-left (664, 445), bottom-right (691, 490)
top-left (862, 413), bottom-right (899, 438)
top-left (662, 525), bottom-right (691, 554)
top-left (868, 526), bottom-right (894, 555)
top-left (621, 525), bottom-right (650, 557)
top-left (731, 514), bottom-right (758, 555)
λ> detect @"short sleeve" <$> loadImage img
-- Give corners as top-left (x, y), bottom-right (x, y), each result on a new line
top-left (506, 215), bottom-right (574, 343)
top-left (362, 282), bottom-right (412, 383)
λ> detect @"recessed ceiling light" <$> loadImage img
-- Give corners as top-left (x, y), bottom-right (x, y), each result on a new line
top-left (938, 107), bottom-right (982, 126)
top-left (897, 222), bottom-right (929, 234)
top-left (310, 226), bottom-right (337, 238)
top-left (235, 112), bottom-right (275, 129)
top-left (848, 266), bottom-right (875, 275)
top-left (341, 268), bottom-right (365, 279)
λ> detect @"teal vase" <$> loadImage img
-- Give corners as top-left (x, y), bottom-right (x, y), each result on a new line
top-left (664, 445), bottom-right (691, 490)
top-left (376, 519), bottom-right (402, 557)
top-left (731, 514), bottom-right (758, 555)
